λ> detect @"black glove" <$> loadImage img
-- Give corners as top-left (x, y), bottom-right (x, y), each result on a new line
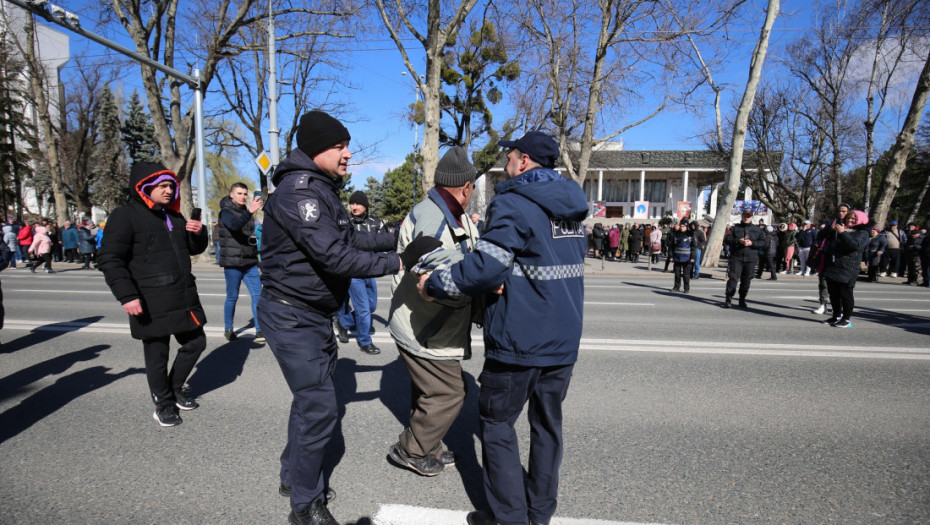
top-left (400, 234), bottom-right (443, 270)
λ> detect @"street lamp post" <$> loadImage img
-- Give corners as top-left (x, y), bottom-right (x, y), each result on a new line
top-left (402, 71), bottom-right (424, 204)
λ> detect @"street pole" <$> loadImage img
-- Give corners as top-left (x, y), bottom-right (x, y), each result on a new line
top-left (267, 0), bottom-right (279, 192)
top-left (193, 69), bottom-right (209, 228)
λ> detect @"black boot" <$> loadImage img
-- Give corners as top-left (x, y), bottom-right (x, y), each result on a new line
top-left (738, 297), bottom-right (748, 308)
top-left (289, 499), bottom-right (337, 525)
top-left (723, 296), bottom-right (732, 308)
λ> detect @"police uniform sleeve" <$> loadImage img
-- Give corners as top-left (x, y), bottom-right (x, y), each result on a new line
top-left (284, 185), bottom-right (399, 278)
top-left (425, 195), bottom-right (527, 301)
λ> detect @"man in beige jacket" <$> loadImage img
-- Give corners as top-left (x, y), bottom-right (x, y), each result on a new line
top-left (387, 146), bottom-right (479, 477)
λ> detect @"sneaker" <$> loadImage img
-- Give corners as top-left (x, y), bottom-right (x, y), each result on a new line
top-left (738, 298), bottom-right (748, 308)
top-left (670, 288), bottom-right (681, 293)
top-left (254, 331), bottom-right (266, 344)
top-left (153, 406), bottom-right (182, 427)
top-left (822, 317), bottom-right (839, 326)
top-left (833, 319), bottom-right (852, 328)
top-left (175, 391), bottom-right (199, 411)
top-left (359, 343), bottom-right (381, 355)
top-left (334, 319), bottom-right (349, 344)
top-left (813, 303), bottom-right (826, 315)
top-left (890, 272), bottom-right (897, 278)
top-left (224, 329), bottom-right (237, 342)
top-left (288, 499), bottom-right (337, 525)
top-left (439, 450), bottom-right (455, 467)
top-left (879, 272), bottom-right (887, 277)
top-left (388, 442), bottom-right (443, 476)
top-left (722, 298), bottom-right (732, 309)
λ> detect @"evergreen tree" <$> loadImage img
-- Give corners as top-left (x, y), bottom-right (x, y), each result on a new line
top-left (91, 86), bottom-right (129, 212)
top-left (121, 90), bottom-right (160, 164)
top-left (0, 36), bottom-right (38, 219)
top-left (364, 176), bottom-right (385, 218)
top-left (380, 153), bottom-right (422, 223)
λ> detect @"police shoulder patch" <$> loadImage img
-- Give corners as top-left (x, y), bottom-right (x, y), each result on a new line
top-left (297, 199), bottom-right (320, 222)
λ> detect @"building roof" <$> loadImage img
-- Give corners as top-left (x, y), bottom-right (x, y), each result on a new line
top-left (487, 149), bottom-right (780, 172)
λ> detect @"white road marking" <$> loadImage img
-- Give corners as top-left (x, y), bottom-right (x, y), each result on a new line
top-left (4, 319), bottom-right (926, 360)
top-left (372, 504), bottom-right (662, 525)
top-left (8, 289), bottom-right (227, 297)
top-left (772, 296), bottom-right (930, 302)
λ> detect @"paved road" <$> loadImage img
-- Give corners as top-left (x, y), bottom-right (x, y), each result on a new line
top-left (1, 262), bottom-right (928, 524)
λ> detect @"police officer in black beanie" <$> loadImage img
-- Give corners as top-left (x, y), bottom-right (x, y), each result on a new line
top-left (257, 110), bottom-right (440, 525)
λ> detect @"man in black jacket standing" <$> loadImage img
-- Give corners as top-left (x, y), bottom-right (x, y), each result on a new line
top-left (217, 182), bottom-right (264, 343)
top-left (98, 162), bottom-right (209, 427)
top-left (334, 190), bottom-right (389, 354)
top-left (723, 211), bottom-right (764, 308)
top-left (257, 111), bottom-right (437, 525)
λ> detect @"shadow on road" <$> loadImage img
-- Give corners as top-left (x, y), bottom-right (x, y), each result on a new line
top-left (376, 355), bottom-right (486, 511)
top-left (1, 316), bottom-right (105, 354)
top-left (0, 363), bottom-right (143, 444)
top-left (186, 338), bottom-right (259, 398)
top-left (0, 344), bottom-right (110, 403)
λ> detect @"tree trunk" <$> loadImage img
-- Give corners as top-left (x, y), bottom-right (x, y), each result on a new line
top-left (24, 16), bottom-right (68, 225)
top-left (704, 0), bottom-right (779, 269)
top-left (906, 169), bottom-right (930, 225)
top-left (871, 50), bottom-right (930, 228)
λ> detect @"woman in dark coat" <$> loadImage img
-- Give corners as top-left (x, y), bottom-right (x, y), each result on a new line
top-left (822, 210), bottom-right (870, 328)
top-left (77, 224), bottom-right (96, 269)
top-left (98, 162), bottom-right (209, 427)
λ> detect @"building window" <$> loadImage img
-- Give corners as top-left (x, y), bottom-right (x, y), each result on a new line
top-left (603, 178), bottom-right (628, 202)
top-left (644, 180), bottom-right (667, 203)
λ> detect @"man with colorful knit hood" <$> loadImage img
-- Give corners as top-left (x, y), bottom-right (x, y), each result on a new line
top-left (419, 131), bottom-right (588, 525)
top-left (98, 162), bottom-right (209, 427)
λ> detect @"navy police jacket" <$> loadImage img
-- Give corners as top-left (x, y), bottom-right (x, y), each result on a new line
top-left (424, 168), bottom-right (588, 367)
top-left (260, 149), bottom-right (399, 315)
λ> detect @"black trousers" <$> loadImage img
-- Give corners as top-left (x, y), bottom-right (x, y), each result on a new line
top-left (673, 261), bottom-right (692, 291)
top-left (142, 327), bottom-right (206, 410)
top-left (726, 259), bottom-right (757, 299)
top-left (826, 279), bottom-right (855, 320)
top-left (756, 254), bottom-right (776, 278)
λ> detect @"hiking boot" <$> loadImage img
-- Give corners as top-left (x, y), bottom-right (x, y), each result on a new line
top-left (153, 405), bottom-right (182, 427)
top-left (224, 329), bottom-right (237, 342)
top-left (288, 499), bottom-right (337, 525)
top-left (254, 331), bottom-right (266, 344)
top-left (279, 484), bottom-right (336, 503)
top-left (812, 303), bottom-right (826, 315)
top-left (359, 343), bottom-right (381, 355)
top-left (388, 442), bottom-right (443, 476)
top-left (175, 391), bottom-right (199, 411)
top-left (334, 319), bottom-right (349, 344)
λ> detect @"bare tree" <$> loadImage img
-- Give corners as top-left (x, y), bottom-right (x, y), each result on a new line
top-left (704, 0), bottom-right (779, 269)
top-left (14, 14), bottom-right (69, 224)
top-left (212, 0), bottom-right (356, 194)
top-left (855, 0), bottom-right (927, 213)
top-left (783, 0), bottom-right (859, 211)
top-left (375, 0), bottom-right (481, 191)
top-left (870, 49), bottom-right (930, 228)
top-left (103, 0), bottom-right (264, 214)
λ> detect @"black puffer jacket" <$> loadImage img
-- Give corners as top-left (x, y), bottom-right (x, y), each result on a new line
top-left (823, 228), bottom-right (869, 287)
top-left (216, 195), bottom-right (258, 267)
top-left (98, 167), bottom-right (208, 340)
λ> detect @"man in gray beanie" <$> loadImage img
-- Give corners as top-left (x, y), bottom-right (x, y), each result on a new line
top-left (386, 145), bottom-right (480, 477)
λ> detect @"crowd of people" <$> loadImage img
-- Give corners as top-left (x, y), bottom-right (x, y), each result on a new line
top-left (2, 217), bottom-right (104, 272)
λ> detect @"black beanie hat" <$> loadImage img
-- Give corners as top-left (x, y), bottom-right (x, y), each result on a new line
top-left (434, 146), bottom-right (476, 187)
top-left (349, 191), bottom-right (369, 209)
top-left (296, 110), bottom-right (351, 158)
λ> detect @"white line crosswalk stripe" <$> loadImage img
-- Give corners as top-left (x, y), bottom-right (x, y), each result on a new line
top-left (372, 504), bottom-right (667, 525)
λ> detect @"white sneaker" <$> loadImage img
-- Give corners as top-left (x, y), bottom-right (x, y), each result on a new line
top-left (890, 273), bottom-right (897, 278)
top-left (879, 272), bottom-right (887, 277)
top-left (813, 304), bottom-right (826, 314)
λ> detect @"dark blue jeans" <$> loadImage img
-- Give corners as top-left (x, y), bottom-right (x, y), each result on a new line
top-left (223, 265), bottom-right (261, 332)
top-left (478, 359), bottom-right (574, 525)
top-left (336, 277), bottom-right (377, 346)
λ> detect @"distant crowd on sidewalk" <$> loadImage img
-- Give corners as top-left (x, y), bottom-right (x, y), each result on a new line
top-left (584, 216), bottom-right (930, 286)
top-left (2, 216), bottom-right (104, 273)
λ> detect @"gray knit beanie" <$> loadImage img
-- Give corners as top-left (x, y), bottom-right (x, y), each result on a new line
top-left (434, 146), bottom-right (476, 187)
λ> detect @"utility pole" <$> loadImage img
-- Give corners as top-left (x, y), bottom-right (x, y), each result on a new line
top-left (267, 0), bottom-right (278, 192)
